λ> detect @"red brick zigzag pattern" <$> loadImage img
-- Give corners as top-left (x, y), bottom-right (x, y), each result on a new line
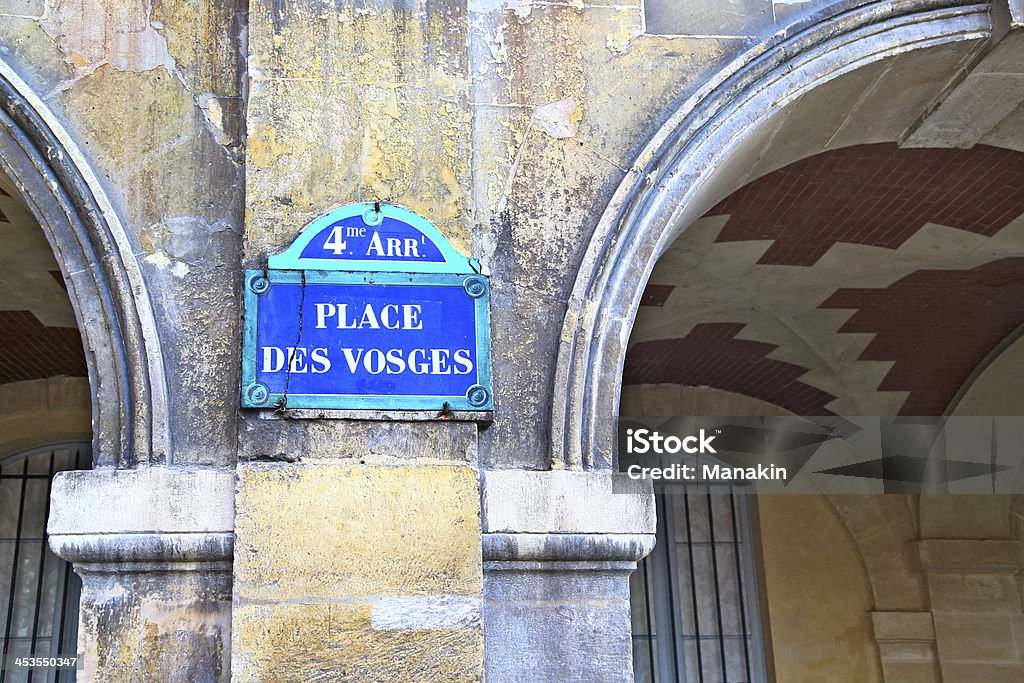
top-left (822, 258), bottom-right (1024, 416)
top-left (0, 311), bottom-right (87, 384)
top-left (710, 144), bottom-right (1024, 266)
top-left (622, 322), bottom-right (837, 415)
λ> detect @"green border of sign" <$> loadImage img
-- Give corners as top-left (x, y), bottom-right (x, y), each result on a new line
top-left (241, 269), bottom-right (493, 411)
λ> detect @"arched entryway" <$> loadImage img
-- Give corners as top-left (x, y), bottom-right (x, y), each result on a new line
top-left (550, 0), bottom-right (997, 469)
top-left (550, 1), bottom-right (1024, 681)
top-left (0, 58), bottom-right (169, 467)
top-left (621, 140), bottom-right (1024, 681)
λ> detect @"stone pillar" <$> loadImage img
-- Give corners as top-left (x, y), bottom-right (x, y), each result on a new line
top-left (47, 467), bottom-right (235, 682)
top-left (871, 611), bottom-right (941, 683)
top-left (481, 471), bottom-right (655, 682)
top-left (918, 539), bottom-right (1024, 682)
top-left (238, 0), bottom-right (481, 670)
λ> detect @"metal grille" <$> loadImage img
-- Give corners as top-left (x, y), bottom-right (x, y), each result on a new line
top-left (1, 444), bottom-right (88, 683)
top-left (631, 491), bottom-right (767, 683)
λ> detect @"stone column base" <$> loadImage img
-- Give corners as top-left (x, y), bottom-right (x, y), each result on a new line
top-left (481, 471), bottom-right (655, 682)
top-left (47, 467), bottom-right (234, 682)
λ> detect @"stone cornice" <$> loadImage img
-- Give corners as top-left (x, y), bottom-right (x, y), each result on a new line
top-left (48, 467), bottom-right (234, 570)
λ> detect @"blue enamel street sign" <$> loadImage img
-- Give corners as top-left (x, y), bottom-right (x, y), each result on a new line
top-left (242, 204), bottom-right (492, 412)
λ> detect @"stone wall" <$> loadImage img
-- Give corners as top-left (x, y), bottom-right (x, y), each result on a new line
top-left (232, 425), bottom-right (485, 681)
top-left (0, 0), bottom-right (245, 466)
top-left (9, 0), bottom-right (1023, 680)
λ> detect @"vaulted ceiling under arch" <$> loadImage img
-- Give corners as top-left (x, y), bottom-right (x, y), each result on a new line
top-left (625, 142), bottom-right (1024, 417)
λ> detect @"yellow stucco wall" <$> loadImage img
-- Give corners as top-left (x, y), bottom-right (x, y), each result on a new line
top-left (757, 494), bottom-right (882, 683)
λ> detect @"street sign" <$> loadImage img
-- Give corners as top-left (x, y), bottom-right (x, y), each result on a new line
top-left (242, 203), bottom-right (492, 412)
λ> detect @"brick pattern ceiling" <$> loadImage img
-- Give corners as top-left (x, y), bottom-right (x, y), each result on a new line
top-left (711, 144), bottom-right (1024, 266)
top-left (626, 143), bottom-right (1024, 417)
top-left (822, 258), bottom-right (1024, 416)
top-left (624, 323), bottom-right (838, 414)
top-left (0, 173), bottom-right (87, 386)
top-left (0, 311), bottom-right (88, 383)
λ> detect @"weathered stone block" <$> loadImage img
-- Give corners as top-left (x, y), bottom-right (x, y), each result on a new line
top-left (232, 602), bottom-right (482, 682)
top-left (80, 569), bottom-right (232, 683)
top-left (877, 641), bottom-right (938, 663)
top-left (0, 16), bottom-right (70, 91)
top-left (934, 614), bottom-right (1017, 662)
top-left (233, 461), bottom-right (484, 681)
top-left (918, 539), bottom-right (1024, 572)
top-left (0, 0), bottom-right (43, 18)
top-left (484, 564), bottom-right (633, 683)
top-left (239, 416), bottom-right (478, 464)
top-left (926, 573), bottom-right (1023, 614)
top-left (234, 462), bottom-right (483, 601)
top-left (876, 660), bottom-right (941, 683)
top-left (644, 0), bottom-right (772, 36)
top-left (919, 496), bottom-right (1013, 540)
top-left (482, 470), bottom-right (654, 534)
top-left (942, 662), bottom-right (1024, 683)
top-left (244, 0), bottom-right (472, 260)
top-left (49, 467), bottom-right (235, 535)
top-left (871, 610), bottom-right (935, 643)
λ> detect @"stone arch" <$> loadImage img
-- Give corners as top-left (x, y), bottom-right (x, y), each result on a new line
top-left (0, 59), bottom-right (169, 467)
top-left (947, 324), bottom-right (1024, 417)
top-left (550, 0), bottom-right (995, 470)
